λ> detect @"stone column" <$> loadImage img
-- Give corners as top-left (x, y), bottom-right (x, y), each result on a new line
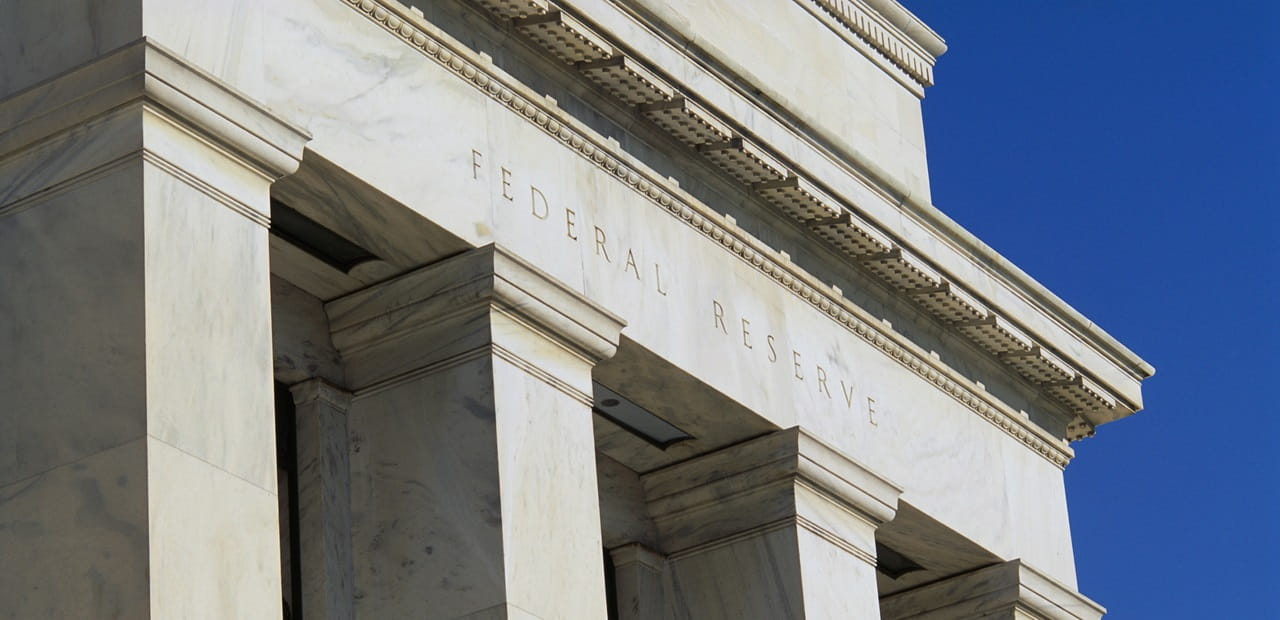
top-left (642, 427), bottom-right (901, 620)
top-left (290, 379), bottom-right (356, 620)
top-left (0, 39), bottom-right (307, 618)
top-left (879, 559), bottom-right (1105, 620)
top-left (325, 244), bottom-right (626, 619)
top-left (609, 543), bottom-right (666, 620)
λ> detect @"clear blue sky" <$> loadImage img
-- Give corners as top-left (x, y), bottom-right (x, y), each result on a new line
top-left (899, 1), bottom-right (1279, 617)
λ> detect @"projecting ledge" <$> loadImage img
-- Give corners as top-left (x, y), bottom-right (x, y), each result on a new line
top-left (642, 426), bottom-right (901, 557)
top-left (0, 37), bottom-right (309, 180)
top-left (324, 243), bottom-right (627, 390)
top-left (880, 559), bottom-right (1105, 620)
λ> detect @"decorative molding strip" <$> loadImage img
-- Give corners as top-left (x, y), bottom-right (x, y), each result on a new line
top-left (142, 146), bottom-right (272, 229)
top-left (493, 340), bottom-right (595, 407)
top-left (351, 345), bottom-right (492, 400)
top-left (796, 511), bottom-right (878, 567)
top-left (0, 121), bottom-right (271, 230)
top-left (664, 512), bottom-right (879, 567)
top-left (338, 0), bottom-right (1078, 467)
top-left (346, 339), bottom-right (593, 407)
top-left (664, 518), bottom-right (795, 561)
top-left (0, 146), bottom-right (140, 221)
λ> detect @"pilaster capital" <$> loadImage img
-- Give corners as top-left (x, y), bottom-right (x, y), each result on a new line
top-left (609, 543), bottom-right (666, 573)
top-left (289, 378), bottom-right (353, 412)
top-left (879, 559), bottom-right (1105, 620)
top-left (641, 427), bottom-right (901, 560)
top-left (0, 37), bottom-right (309, 180)
top-left (325, 244), bottom-right (627, 391)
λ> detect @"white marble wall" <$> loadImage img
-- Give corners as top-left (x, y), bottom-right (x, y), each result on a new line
top-left (328, 245), bottom-right (626, 619)
top-left (0, 37), bottom-right (306, 618)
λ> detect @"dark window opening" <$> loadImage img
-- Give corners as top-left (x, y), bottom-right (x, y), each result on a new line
top-left (270, 199), bottom-right (379, 273)
top-left (276, 382), bottom-right (303, 620)
top-left (604, 548), bottom-right (620, 620)
top-left (875, 541), bottom-right (926, 580)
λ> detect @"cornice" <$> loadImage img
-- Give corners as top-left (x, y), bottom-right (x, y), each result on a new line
top-left (606, 0), bottom-right (1152, 394)
top-left (859, 0), bottom-right (948, 57)
top-left (337, 0), bottom-right (1083, 466)
top-left (802, 0), bottom-right (942, 91)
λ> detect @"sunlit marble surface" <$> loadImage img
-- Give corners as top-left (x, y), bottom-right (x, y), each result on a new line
top-left (0, 36), bottom-right (305, 618)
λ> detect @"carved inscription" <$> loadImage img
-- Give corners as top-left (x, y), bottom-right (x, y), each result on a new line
top-left (713, 298), bottom-right (871, 415)
top-left (471, 148), bottom-right (670, 297)
top-left (469, 148), bottom-right (873, 420)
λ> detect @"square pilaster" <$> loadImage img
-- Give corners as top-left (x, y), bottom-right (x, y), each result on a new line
top-left (325, 244), bottom-right (625, 619)
top-left (0, 38), bottom-right (307, 618)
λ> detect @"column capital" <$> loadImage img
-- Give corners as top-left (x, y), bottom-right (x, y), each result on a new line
top-left (642, 426), bottom-right (901, 561)
top-left (880, 559), bottom-right (1106, 620)
top-left (0, 37), bottom-right (309, 181)
top-left (609, 542), bottom-right (666, 573)
top-left (326, 243), bottom-right (627, 393)
top-left (289, 378), bottom-right (353, 412)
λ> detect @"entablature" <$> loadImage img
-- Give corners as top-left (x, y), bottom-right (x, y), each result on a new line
top-left (376, 0), bottom-right (1150, 439)
top-left (259, 0), bottom-right (1036, 471)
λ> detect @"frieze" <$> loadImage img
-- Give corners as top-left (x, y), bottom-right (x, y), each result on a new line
top-left (471, 148), bottom-right (893, 428)
top-left (338, 0), bottom-right (1075, 468)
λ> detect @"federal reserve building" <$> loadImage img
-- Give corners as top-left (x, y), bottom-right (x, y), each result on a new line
top-left (0, 0), bottom-right (1153, 618)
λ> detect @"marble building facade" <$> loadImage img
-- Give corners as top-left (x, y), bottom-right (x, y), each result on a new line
top-left (0, 0), bottom-right (1153, 618)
